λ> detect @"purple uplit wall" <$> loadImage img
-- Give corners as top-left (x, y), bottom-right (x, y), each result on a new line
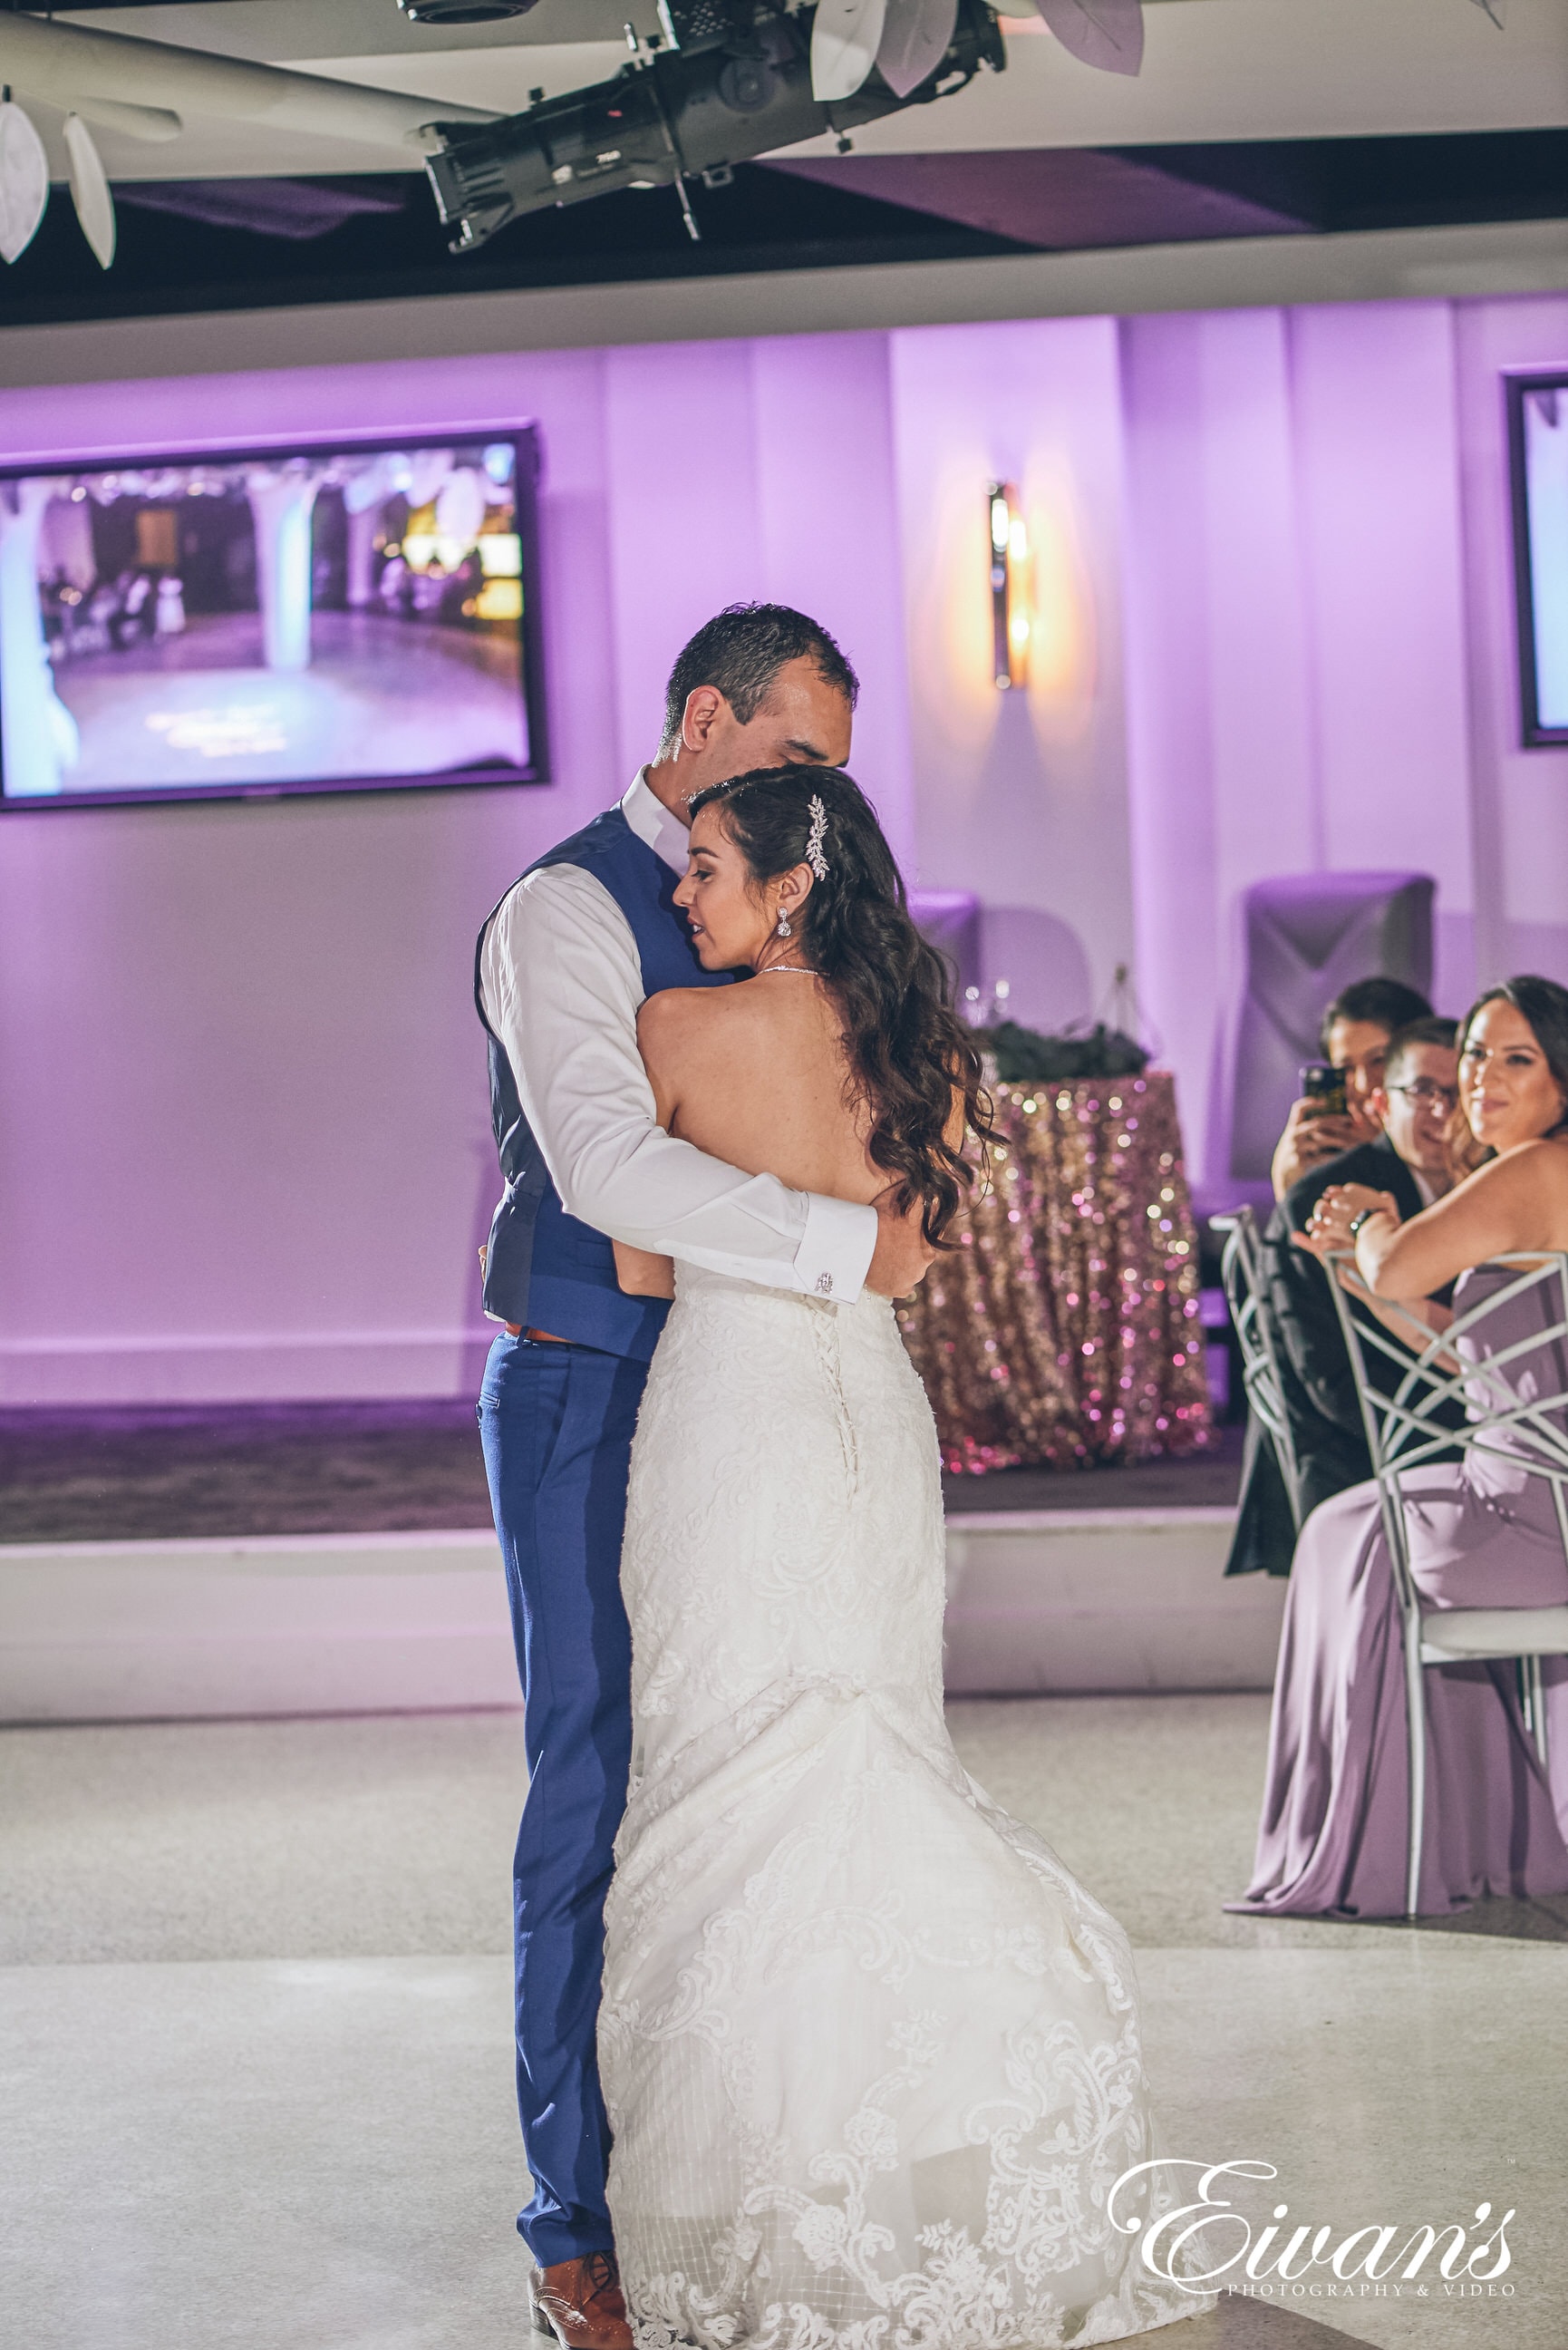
top-left (0, 338), bottom-right (914, 1404)
top-left (0, 292), bottom-right (1564, 1403)
top-left (1119, 300), bottom-right (1481, 1176)
top-left (891, 316), bottom-right (1135, 1036)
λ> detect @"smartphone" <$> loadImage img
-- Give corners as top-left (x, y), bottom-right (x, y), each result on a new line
top-left (1299, 1063), bottom-right (1348, 1119)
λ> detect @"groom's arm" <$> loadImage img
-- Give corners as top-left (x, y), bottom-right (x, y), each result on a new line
top-left (482, 861), bottom-right (878, 1301)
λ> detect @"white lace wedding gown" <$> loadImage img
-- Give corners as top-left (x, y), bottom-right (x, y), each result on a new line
top-left (599, 1265), bottom-right (1204, 2349)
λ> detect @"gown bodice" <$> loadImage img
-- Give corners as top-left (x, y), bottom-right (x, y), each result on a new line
top-left (1448, 1260), bottom-right (1568, 1510)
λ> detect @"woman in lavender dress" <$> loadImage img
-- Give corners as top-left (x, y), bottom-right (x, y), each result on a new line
top-left (1231, 976), bottom-right (1568, 1919)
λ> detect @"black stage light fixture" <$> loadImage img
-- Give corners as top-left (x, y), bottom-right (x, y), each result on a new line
top-left (421, 0), bottom-right (1007, 254)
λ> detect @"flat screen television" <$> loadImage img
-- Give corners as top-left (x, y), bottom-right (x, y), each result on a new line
top-left (1508, 374), bottom-right (1568, 749)
top-left (0, 423), bottom-right (547, 807)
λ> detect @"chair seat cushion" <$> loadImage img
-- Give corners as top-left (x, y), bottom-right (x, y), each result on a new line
top-left (1419, 1606), bottom-right (1568, 1661)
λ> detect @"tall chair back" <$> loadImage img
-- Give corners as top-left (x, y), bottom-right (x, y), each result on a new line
top-left (1215, 1206), bottom-right (1304, 1532)
top-left (1226, 869), bottom-right (1434, 1184)
top-left (1327, 1252), bottom-right (1568, 1916)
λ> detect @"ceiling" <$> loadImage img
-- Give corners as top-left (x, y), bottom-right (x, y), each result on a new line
top-left (1, 0), bottom-right (1564, 327)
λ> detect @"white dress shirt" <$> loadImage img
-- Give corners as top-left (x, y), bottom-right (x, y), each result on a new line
top-left (478, 772), bottom-right (878, 1308)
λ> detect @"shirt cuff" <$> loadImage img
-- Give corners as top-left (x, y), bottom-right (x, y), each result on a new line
top-left (793, 1193), bottom-right (878, 1304)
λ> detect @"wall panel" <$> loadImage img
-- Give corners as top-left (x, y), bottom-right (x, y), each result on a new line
top-left (890, 315), bottom-right (1135, 1032)
top-left (1, 288), bottom-right (1561, 1397)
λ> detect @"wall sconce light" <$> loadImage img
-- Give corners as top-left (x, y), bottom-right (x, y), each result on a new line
top-left (988, 480), bottom-right (1031, 690)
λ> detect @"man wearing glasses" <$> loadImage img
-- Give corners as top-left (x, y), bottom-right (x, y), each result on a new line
top-left (1269, 976), bottom-right (1436, 1199)
top-left (1226, 1017), bottom-right (1462, 1577)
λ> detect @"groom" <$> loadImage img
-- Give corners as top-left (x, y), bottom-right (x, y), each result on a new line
top-left (475, 603), bottom-right (933, 2348)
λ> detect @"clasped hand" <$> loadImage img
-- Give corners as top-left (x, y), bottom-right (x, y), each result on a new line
top-left (1293, 1183), bottom-right (1400, 1264)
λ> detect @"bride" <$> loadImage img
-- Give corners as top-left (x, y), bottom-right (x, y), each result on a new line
top-left (596, 765), bottom-right (1204, 2349)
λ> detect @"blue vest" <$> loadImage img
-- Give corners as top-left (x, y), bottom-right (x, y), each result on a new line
top-left (475, 802), bottom-right (732, 1362)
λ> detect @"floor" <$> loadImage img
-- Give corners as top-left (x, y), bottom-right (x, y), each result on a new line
top-left (52, 609), bottom-right (528, 792)
top-left (0, 1401), bottom-right (497, 1545)
top-left (0, 1403), bottom-right (1245, 1545)
top-left (3, 1695), bottom-right (1563, 2350)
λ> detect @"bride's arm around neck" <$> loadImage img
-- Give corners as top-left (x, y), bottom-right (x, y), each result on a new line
top-left (1356, 1135), bottom-right (1568, 1298)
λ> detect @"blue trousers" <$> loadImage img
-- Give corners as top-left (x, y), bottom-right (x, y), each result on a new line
top-left (477, 1330), bottom-right (649, 2269)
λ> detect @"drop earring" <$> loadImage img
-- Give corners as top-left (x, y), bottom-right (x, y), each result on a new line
top-left (776, 911), bottom-right (791, 937)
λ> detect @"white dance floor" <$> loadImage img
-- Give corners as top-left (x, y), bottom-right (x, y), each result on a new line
top-left (2, 1702), bottom-right (1563, 2350)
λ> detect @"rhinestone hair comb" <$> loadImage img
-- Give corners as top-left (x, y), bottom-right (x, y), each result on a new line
top-left (804, 794), bottom-right (830, 881)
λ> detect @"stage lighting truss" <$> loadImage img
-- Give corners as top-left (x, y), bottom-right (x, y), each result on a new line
top-left (0, 0), bottom-right (1513, 273)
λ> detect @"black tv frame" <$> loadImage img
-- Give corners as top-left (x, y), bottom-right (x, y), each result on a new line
top-left (1505, 371), bottom-right (1568, 751)
top-left (0, 420), bottom-right (549, 810)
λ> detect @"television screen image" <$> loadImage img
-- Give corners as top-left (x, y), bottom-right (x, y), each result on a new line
top-left (0, 427), bottom-right (547, 806)
top-left (1508, 376), bottom-right (1568, 748)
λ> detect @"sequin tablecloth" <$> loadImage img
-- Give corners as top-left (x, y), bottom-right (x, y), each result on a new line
top-left (896, 1071), bottom-right (1211, 1475)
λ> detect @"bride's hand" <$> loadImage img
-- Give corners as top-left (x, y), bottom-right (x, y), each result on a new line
top-left (614, 1239), bottom-right (675, 1297)
top-left (866, 1195), bottom-right (936, 1298)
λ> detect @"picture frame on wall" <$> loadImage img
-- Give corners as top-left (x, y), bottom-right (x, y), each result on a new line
top-left (1506, 371), bottom-right (1568, 751)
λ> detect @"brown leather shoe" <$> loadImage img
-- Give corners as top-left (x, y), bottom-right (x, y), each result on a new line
top-left (528, 2251), bottom-right (633, 2350)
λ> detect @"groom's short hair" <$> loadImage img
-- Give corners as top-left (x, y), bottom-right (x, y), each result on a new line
top-left (660, 603), bottom-right (859, 754)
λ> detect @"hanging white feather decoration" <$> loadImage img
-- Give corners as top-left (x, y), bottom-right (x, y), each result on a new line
top-left (1033, 0), bottom-right (1145, 78)
top-left (876, 0), bottom-right (958, 100)
top-left (63, 110), bottom-right (116, 267)
top-left (811, 0), bottom-right (888, 104)
top-left (0, 95), bottom-right (49, 265)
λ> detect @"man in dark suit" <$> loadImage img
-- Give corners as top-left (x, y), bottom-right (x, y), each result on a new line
top-left (1269, 975), bottom-right (1435, 1200)
top-left (1225, 1015), bottom-right (1460, 1576)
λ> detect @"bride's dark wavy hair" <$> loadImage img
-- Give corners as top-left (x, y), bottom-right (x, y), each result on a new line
top-left (687, 764), bottom-right (992, 1246)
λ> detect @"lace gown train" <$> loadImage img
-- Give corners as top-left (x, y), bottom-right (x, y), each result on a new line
top-left (599, 1267), bottom-right (1203, 2348)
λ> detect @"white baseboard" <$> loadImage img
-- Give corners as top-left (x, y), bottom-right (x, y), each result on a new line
top-left (944, 1508), bottom-right (1282, 1695)
top-left (0, 1530), bottom-right (519, 1721)
top-left (0, 1328), bottom-right (496, 1405)
top-left (0, 1508), bottom-right (1279, 1724)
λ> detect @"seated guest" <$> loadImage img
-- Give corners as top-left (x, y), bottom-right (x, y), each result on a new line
top-left (1230, 976), bottom-right (1568, 1918)
top-left (1225, 1016), bottom-right (1462, 1577)
top-left (1271, 976), bottom-right (1433, 1200)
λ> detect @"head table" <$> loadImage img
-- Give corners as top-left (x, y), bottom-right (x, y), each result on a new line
top-left (895, 1070), bottom-right (1212, 1475)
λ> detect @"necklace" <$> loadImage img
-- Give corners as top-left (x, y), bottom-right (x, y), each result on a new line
top-left (759, 964), bottom-right (818, 976)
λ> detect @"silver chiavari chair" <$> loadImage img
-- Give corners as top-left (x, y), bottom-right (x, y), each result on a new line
top-left (1328, 1251), bottom-right (1568, 1919)
top-left (1214, 1206), bottom-right (1305, 1533)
